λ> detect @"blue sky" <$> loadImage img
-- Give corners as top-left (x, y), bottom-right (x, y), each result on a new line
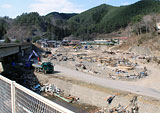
top-left (0, 0), bottom-right (140, 18)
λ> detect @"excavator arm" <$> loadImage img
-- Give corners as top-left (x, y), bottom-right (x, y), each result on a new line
top-left (28, 50), bottom-right (40, 61)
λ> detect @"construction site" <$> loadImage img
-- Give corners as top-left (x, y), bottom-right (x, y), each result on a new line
top-left (1, 0), bottom-right (160, 112)
top-left (0, 41), bottom-right (160, 113)
top-left (26, 43), bottom-right (160, 112)
top-left (49, 45), bottom-right (149, 81)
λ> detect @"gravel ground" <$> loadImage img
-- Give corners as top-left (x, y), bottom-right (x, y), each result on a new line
top-left (34, 71), bottom-right (160, 113)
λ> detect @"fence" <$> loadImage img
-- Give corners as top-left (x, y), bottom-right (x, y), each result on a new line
top-left (0, 75), bottom-right (74, 113)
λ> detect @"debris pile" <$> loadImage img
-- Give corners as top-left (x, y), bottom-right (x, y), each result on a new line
top-left (32, 83), bottom-right (79, 103)
top-left (44, 46), bottom-right (150, 81)
top-left (109, 104), bottom-right (128, 113)
top-left (94, 96), bottom-right (139, 113)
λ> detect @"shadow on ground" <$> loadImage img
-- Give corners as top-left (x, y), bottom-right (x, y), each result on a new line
top-left (53, 71), bottom-right (61, 74)
top-left (1, 62), bottom-right (39, 90)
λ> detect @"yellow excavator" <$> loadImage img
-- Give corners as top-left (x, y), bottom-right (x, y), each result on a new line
top-left (73, 45), bottom-right (78, 49)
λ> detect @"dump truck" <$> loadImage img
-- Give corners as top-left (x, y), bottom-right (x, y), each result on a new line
top-left (32, 62), bottom-right (54, 74)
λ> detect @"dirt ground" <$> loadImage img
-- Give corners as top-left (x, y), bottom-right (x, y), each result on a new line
top-left (34, 71), bottom-right (160, 113)
top-left (48, 45), bottom-right (160, 92)
top-left (36, 45), bottom-right (160, 112)
top-left (49, 46), bottom-right (149, 81)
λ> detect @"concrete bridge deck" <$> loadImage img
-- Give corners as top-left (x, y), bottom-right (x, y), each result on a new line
top-left (0, 43), bottom-right (32, 58)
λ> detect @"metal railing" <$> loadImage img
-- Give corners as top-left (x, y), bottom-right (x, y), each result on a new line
top-left (0, 76), bottom-right (12, 113)
top-left (0, 75), bottom-right (74, 113)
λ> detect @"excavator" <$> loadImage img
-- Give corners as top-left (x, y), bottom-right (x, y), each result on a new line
top-left (26, 50), bottom-right (54, 74)
top-left (25, 50), bottom-right (40, 68)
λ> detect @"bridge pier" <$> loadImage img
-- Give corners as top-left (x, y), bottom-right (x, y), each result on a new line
top-left (0, 56), bottom-right (14, 73)
top-left (0, 60), bottom-right (4, 73)
top-left (0, 58), bottom-right (4, 72)
top-left (21, 50), bottom-right (24, 56)
top-left (21, 45), bottom-right (32, 56)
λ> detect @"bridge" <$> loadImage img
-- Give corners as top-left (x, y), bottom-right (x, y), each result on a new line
top-left (0, 43), bottom-right (32, 59)
top-left (0, 43), bottom-right (33, 72)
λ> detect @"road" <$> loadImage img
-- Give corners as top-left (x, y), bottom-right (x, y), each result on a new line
top-left (54, 64), bottom-right (160, 100)
top-left (130, 63), bottom-right (160, 91)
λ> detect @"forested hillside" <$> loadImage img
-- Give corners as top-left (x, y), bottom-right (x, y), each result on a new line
top-left (0, 12), bottom-right (75, 42)
top-left (0, 18), bottom-right (9, 39)
top-left (1, 0), bottom-right (160, 42)
top-left (68, 0), bottom-right (160, 38)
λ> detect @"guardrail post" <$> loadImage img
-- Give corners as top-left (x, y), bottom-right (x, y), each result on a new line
top-left (11, 81), bottom-right (16, 113)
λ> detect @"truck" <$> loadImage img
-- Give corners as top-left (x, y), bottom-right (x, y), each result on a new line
top-left (32, 62), bottom-right (54, 74)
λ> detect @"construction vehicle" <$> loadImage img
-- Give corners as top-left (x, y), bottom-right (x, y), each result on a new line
top-left (73, 45), bottom-right (78, 49)
top-left (73, 44), bottom-right (81, 49)
top-left (32, 62), bottom-right (54, 74)
top-left (28, 50), bottom-right (40, 61)
top-left (25, 50), bottom-right (40, 69)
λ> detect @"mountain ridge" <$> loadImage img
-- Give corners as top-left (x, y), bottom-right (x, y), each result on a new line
top-left (1, 0), bottom-right (160, 42)
top-left (68, 0), bottom-right (160, 38)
